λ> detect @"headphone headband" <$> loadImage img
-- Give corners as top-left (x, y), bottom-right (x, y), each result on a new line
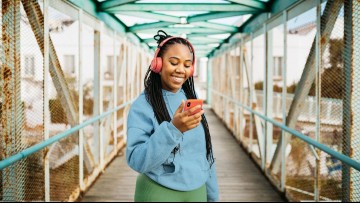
top-left (150, 36), bottom-right (196, 75)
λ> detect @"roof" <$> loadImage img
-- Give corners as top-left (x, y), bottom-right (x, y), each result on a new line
top-left (95, 0), bottom-right (271, 57)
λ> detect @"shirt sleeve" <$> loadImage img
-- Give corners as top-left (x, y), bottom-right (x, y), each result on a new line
top-left (206, 160), bottom-right (220, 202)
top-left (126, 102), bottom-right (183, 173)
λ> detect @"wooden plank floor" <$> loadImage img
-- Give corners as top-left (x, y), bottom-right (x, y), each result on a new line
top-left (81, 107), bottom-right (285, 202)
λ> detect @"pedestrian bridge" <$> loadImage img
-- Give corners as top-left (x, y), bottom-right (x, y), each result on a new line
top-left (0, 0), bottom-right (359, 202)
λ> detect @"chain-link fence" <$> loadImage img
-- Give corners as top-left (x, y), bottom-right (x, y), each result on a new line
top-left (0, 0), bottom-right (151, 201)
top-left (209, 0), bottom-right (360, 201)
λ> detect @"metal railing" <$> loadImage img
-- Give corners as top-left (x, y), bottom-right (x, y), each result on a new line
top-left (0, 101), bottom-right (132, 171)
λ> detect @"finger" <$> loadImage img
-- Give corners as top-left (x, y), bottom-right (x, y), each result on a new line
top-left (175, 100), bottom-right (185, 114)
top-left (189, 122), bottom-right (201, 129)
top-left (188, 118), bottom-right (202, 126)
top-left (188, 105), bottom-right (202, 116)
top-left (192, 110), bottom-right (204, 119)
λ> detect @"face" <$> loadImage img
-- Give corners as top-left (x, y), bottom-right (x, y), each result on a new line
top-left (160, 43), bottom-right (193, 93)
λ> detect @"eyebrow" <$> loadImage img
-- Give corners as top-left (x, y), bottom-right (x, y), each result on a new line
top-left (169, 56), bottom-right (192, 62)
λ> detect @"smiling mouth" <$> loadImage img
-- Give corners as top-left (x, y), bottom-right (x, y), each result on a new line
top-left (171, 76), bottom-right (184, 83)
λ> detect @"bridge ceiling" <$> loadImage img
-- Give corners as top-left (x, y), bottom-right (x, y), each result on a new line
top-left (97, 0), bottom-right (271, 57)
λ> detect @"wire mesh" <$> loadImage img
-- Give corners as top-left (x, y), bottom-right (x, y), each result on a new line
top-left (46, 1), bottom-right (79, 201)
top-left (116, 42), bottom-right (125, 142)
top-left (81, 22), bottom-right (97, 177)
top-left (317, 0), bottom-right (345, 201)
top-left (351, 1), bottom-right (360, 201)
top-left (286, 137), bottom-right (316, 201)
top-left (343, 0), bottom-right (360, 201)
top-left (102, 31), bottom-right (115, 156)
top-left (0, 1), bottom-right (44, 201)
top-left (19, 0), bottom-right (45, 201)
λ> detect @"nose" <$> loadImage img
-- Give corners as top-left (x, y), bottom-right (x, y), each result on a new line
top-left (175, 66), bottom-right (186, 74)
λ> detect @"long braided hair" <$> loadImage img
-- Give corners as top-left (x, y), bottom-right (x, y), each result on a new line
top-left (144, 30), bottom-right (214, 167)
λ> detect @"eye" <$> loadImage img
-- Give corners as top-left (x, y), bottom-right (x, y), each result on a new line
top-left (184, 62), bottom-right (192, 68)
top-left (170, 62), bottom-right (178, 66)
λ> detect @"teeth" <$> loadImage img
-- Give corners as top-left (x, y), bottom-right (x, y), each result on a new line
top-left (172, 76), bottom-right (184, 83)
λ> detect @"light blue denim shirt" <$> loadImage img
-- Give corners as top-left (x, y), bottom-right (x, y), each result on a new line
top-left (126, 88), bottom-right (219, 202)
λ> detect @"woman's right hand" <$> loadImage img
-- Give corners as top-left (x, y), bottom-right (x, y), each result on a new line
top-left (172, 100), bottom-right (204, 133)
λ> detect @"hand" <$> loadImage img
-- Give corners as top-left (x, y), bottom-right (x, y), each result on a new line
top-left (172, 100), bottom-right (204, 133)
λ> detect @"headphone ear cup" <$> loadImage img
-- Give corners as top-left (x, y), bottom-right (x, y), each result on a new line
top-left (150, 58), bottom-right (156, 72)
top-left (151, 57), bottom-right (162, 73)
top-left (155, 57), bottom-right (162, 73)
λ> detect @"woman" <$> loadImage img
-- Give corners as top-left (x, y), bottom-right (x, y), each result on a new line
top-left (126, 30), bottom-right (219, 202)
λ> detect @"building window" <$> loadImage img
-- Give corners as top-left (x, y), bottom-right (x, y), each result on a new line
top-left (24, 55), bottom-right (35, 77)
top-left (273, 56), bottom-right (283, 79)
top-left (64, 55), bottom-right (75, 74)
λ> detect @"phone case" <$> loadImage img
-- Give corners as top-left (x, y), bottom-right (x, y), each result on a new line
top-left (183, 99), bottom-right (203, 115)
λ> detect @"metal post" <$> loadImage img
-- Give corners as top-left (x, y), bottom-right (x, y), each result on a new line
top-left (239, 42), bottom-right (244, 142)
top-left (93, 28), bottom-right (101, 166)
top-left (314, 1), bottom-right (321, 201)
top-left (262, 24), bottom-right (267, 170)
top-left (1, 0), bottom-right (23, 201)
top-left (351, 0), bottom-right (360, 199)
top-left (123, 42), bottom-right (128, 142)
top-left (113, 31), bottom-right (118, 150)
top-left (43, 0), bottom-right (50, 201)
top-left (266, 23), bottom-right (274, 167)
top-left (249, 33), bottom-right (254, 153)
top-left (281, 10), bottom-right (288, 193)
top-left (78, 9), bottom-right (85, 191)
top-left (99, 23), bottom-right (104, 170)
top-left (344, 0), bottom-right (360, 201)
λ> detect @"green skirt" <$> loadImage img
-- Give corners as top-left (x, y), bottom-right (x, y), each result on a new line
top-left (134, 174), bottom-right (207, 202)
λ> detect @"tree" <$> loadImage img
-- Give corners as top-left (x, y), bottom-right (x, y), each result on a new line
top-left (309, 39), bottom-right (344, 99)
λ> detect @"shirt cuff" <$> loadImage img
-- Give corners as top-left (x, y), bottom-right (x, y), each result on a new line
top-left (167, 121), bottom-right (183, 140)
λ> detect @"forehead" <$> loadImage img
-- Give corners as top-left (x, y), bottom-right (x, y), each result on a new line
top-left (163, 43), bottom-right (193, 59)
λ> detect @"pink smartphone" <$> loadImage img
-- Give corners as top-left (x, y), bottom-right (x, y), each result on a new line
top-left (183, 99), bottom-right (203, 115)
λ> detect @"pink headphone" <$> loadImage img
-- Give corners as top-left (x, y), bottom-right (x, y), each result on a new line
top-left (150, 36), bottom-right (196, 76)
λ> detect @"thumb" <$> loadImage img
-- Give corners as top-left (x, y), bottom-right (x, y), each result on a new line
top-left (176, 100), bottom-right (185, 114)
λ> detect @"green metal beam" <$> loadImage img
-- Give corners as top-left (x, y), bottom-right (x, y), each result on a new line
top-left (129, 21), bottom-right (174, 32)
top-left (191, 21), bottom-right (238, 32)
top-left (135, 28), bottom-right (230, 35)
top-left (105, 3), bottom-right (260, 12)
top-left (187, 37), bottom-right (225, 43)
top-left (130, 21), bottom-right (238, 32)
top-left (187, 11), bottom-right (257, 22)
top-left (67, 0), bottom-right (126, 34)
top-left (128, 14), bottom-right (238, 33)
top-left (193, 45), bottom-right (220, 49)
top-left (226, 0), bottom-right (266, 10)
top-left (100, 0), bottom-right (137, 10)
top-left (239, 0), bottom-right (327, 34)
top-left (66, 0), bottom-right (146, 47)
top-left (118, 11), bottom-right (181, 23)
top-left (150, 45), bottom-right (217, 50)
top-left (187, 33), bottom-right (230, 38)
top-left (144, 37), bottom-right (224, 44)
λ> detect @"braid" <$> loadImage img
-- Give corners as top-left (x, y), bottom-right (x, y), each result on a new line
top-left (182, 78), bottom-right (215, 166)
top-left (144, 30), bottom-right (215, 166)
